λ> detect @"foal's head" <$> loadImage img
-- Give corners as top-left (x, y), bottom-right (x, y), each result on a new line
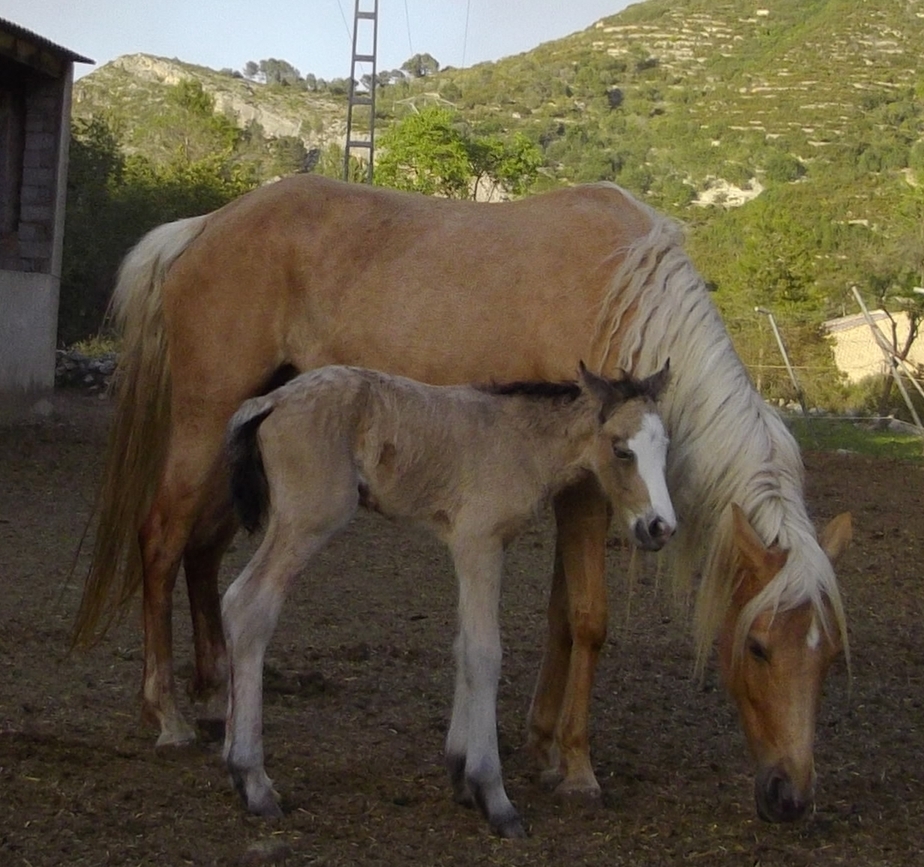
top-left (579, 362), bottom-right (675, 551)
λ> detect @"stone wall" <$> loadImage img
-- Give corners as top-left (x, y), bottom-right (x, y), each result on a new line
top-left (54, 348), bottom-right (116, 392)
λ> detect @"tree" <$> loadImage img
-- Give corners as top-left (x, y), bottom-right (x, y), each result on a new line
top-left (401, 53), bottom-right (440, 78)
top-left (259, 58), bottom-right (302, 86)
top-left (374, 107), bottom-right (541, 199)
top-left (858, 187), bottom-right (924, 419)
top-left (375, 107), bottom-right (471, 197)
top-left (60, 115), bottom-right (258, 344)
top-left (153, 79), bottom-right (241, 165)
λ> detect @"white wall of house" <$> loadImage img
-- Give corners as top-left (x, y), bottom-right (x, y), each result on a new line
top-left (826, 310), bottom-right (924, 383)
top-left (0, 20), bottom-right (90, 409)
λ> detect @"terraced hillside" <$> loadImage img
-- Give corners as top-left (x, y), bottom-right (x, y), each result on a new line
top-left (69, 0), bottom-right (924, 406)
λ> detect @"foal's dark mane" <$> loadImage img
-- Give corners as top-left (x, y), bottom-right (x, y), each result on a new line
top-left (480, 374), bottom-right (657, 403)
top-left (479, 380), bottom-right (581, 401)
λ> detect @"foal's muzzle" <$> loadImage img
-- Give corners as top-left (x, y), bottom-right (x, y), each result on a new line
top-left (755, 766), bottom-right (812, 823)
top-left (632, 516), bottom-right (674, 551)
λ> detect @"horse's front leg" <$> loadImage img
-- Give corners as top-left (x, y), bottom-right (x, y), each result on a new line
top-left (183, 489), bottom-right (238, 741)
top-left (445, 539), bottom-right (524, 838)
top-left (526, 477), bottom-right (609, 801)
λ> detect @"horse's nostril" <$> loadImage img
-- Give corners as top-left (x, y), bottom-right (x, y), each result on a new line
top-left (756, 769), bottom-right (808, 823)
top-left (649, 518), bottom-right (673, 541)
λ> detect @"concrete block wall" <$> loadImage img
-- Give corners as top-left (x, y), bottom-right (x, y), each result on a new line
top-left (4, 80), bottom-right (62, 274)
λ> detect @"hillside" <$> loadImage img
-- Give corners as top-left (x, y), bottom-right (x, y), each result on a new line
top-left (69, 0), bottom-right (924, 405)
top-left (73, 54), bottom-right (348, 155)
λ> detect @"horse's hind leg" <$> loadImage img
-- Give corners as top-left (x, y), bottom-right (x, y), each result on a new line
top-left (526, 477), bottom-right (609, 801)
top-left (140, 425), bottom-right (230, 747)
top-left (445, 539), bottom-right (524, 838)
top-left (183, 485), bottom-right (238, 741)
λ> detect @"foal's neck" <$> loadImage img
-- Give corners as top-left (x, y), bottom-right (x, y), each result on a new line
top-left (492, 391), bottom-right (598, 485)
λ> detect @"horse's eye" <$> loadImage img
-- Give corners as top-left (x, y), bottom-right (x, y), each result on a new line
top-left (612, 444), bottom-right (634, 461)
top-left (747, 638), bottom-right (771, 664)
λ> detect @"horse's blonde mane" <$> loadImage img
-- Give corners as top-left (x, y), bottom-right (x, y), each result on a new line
top-left (589, 185), bottom-right (848, 674)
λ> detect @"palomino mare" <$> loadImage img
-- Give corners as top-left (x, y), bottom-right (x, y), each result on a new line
top-left (76, 175), bottom-right (852, 822)
top-left (221, 363), bottom-right (674, 836)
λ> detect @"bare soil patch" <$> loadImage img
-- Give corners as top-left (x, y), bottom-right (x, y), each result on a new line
top-left (1, 392), bottom-right (923, 866)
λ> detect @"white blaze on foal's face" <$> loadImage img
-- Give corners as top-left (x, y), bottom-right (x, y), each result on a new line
top-left (599, 399), bottom-right (676, 552)
top-left (628, 410), bottom-right (675, 531)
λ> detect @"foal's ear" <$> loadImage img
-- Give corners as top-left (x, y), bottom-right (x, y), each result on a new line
top-left (643, 358), bottom-right (671, 400)
top-left (578, 361), bottom-right (624, 416)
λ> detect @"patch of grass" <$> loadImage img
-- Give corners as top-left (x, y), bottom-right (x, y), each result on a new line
top-left (786, 415), bottom-right (924, 463)
top-left (70, 335), bottom-right (120, 357)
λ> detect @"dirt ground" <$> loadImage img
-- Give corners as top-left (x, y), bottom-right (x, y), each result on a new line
top-left (2, 391), bottom-right (924, 867)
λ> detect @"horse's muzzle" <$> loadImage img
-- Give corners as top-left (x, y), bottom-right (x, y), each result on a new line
top-left (755, 766), bottom-right (812, 822)
top-left (632, 516), bottom-right (674, 551)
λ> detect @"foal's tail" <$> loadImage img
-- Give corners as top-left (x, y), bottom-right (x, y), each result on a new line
top-left (226, 398), bottom-right (276, 534)
top-left (73, 215), bottom-right (209, 648)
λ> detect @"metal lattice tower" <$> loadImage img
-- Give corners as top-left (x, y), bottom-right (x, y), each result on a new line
top-left (344, 0), bottom-right (378, 183)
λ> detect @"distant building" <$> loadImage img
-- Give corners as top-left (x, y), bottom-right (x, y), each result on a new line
top-left (825, 309), bottom-right (924, 383)
top-left (0, 18), bottom-right (92, 409)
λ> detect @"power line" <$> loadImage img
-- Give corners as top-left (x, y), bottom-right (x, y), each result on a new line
top-left (334, 0), bottom-right (354, 44)
top-left (461, 0), bottom-right (472, 69)
top-left (403, 0), bottom-right (414, 58)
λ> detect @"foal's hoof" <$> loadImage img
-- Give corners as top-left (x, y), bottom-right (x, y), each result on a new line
top-left (249, 796), bottom-right (284, 820)
top-left (492, 812), bottom-right (527, 839)
top-left (229, 767), bottom-right (283, 819)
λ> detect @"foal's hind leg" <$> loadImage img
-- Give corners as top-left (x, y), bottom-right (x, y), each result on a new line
top-left (527, 477), bottom-right (609, 801)
top-left (222, 526), bottom-right (321, 818)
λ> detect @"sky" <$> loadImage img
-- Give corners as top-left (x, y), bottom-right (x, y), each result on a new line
top-left (3, 0), bottom-right (635, 82)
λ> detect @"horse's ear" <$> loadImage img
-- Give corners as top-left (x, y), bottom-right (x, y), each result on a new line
top-left (730, 503), bottom-right (788, 590)
top-left (819, 512), bottom-right (852, 564)
top-left (644, 358), bottom-right (671, 400)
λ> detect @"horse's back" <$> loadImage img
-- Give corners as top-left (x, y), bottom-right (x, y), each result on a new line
top-left (160, 178), bottom-right (664, 388)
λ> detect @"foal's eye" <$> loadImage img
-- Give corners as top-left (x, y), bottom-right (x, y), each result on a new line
top-left (747, 638), bottom-right (771, 664)
top-left (612, 444), bottom-right (634, 461)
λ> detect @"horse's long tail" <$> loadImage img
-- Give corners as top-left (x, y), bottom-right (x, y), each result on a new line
top-left (226, 398), bottom-right (275, 534)
top-left (73, 215), bottom-right (209, 648)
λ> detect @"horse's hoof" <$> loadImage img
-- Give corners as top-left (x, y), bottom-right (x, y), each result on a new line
top-left (539, 766), bottom-right (564, 790)
top-left (154, 725), bottom-right (197, 749)
top-left (554, 779), bottom-right (602, 806)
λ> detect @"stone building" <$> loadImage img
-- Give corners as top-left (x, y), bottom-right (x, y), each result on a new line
top-left (0, 18), bottom-right (91, 409)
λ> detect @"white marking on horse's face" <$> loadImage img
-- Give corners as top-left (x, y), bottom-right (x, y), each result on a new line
top-left (806, 615), bottom-right (821, 651)
top-left (628, 411), bottom-right (676, 531)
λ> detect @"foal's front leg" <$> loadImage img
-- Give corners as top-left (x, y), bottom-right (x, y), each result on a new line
top-left (445, 539), bottom-right (524, 838)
